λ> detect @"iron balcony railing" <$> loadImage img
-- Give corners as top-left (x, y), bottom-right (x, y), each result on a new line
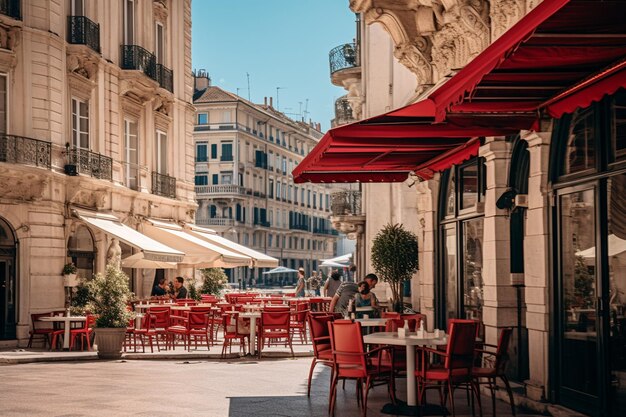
top-left (68, 16), bottom-right (100, 53)
top-left (329, 42), bottom-right (360, 74)
top-left (67, 147), bottom-right (112, 180)
top-left (121, 45), bottom-right (156, 80)
top-left (151, 171), bottom-right (176, 199)
top-left (331, 190), bottom-right (362, 216)
top-left (334, 95), bottom-right (354, 126)
top-left (156, 63), bottom-right (173, 93)
top-left (0, 0), bottom-right (21, 20)
top-left (0, 135), bottom-right (51, 169)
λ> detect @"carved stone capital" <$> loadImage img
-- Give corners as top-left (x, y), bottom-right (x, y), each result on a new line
top-left (66, 47), bottom-right (100, 83)
top-left (491, 0), bottom-right (525, 39)
top-left (393, 37), bottom-right (433, 88)
top-left (153, 92), bottom-right (173, 117)
top-left (120, 76), bottom-right (159, 105)
top-left (153, 0), bottom-right (169, 23)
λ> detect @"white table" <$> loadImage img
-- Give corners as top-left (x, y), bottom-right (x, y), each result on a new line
top-left (355, 318), bottom-right (387, 327)
top-left (363, 331), bottom-right (447, 408)
top-left (240, 312), bottom-right (261, 355)
top-left (39, 315), bottom-right (87, 350)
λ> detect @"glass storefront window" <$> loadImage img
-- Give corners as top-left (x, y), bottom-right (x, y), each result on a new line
top-left (444, 225), bottom-right (457, 321)
top-left (611, 91), bottom-right (626, 162)
top-left (445, 169), bottom-right (455, 217)
top-left (564, 108), bottom-right (596, 175)
top-left (463, 218), bottom-right (484, 322)
top-left (68, 225), bottom-right (94, 280)
top-left (460, 162), bottom-right (479, 210)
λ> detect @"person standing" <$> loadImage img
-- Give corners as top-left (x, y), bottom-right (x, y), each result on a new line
top-left (295, 267), bottom-right (306, 297)
top-left (323, 271), bottom-right (343, 297)
top-left (329, 273), bottom-right (379, 316)
top-left (307, 271), bottom-right (321, 296)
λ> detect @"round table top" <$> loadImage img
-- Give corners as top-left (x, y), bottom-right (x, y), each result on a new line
top-left (39, 315), bottom-right (87, 322)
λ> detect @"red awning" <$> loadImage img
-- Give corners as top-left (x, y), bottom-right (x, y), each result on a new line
top-left (293, 0), bottom-right (626, 184)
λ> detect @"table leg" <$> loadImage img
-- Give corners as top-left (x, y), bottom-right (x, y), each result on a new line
top-left (63, 322), bottom-right (71, 350)
top-left (406, 345), bottom-right (416, 406)
top-left (249, 317), bottom-right (257, 355)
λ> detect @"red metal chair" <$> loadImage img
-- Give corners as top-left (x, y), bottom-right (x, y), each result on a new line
top-left (328, 320), bottom-right (396, 417)
top-left (221, 312), bottom-right (248, 357)
top-left (175, 299), bottom-right (198, 306)
top-left (27, 312), bottom-right (54, 348)
top-left (131, 312), bottom-right (163, 352)
top-left (258, 310), bottom-right (293, 359)
top-left (69, 315), bottom-right (95, 351)
top-left (416, 319), bottom-right (482, 417)
top-left (201, 294), bottom-right (218, 303)
top-left (290, 301), bottom-right (309, 344)
top-left (473, 327), bottom-right (515, 416)
top-left (166, 310), bottom-right (211, 351)
top-left (306, 313), bottom-right (335, 397)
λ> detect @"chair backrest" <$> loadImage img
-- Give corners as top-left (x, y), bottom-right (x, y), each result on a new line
top-left (445, 319), bottom-right (478, 370)
top-left (187, 310), bottom-right (209, 329)
top-left (264, 305), bottom-right (290, 313)
top-left (307, 313), bottom-right (334, 358)
top-left (176, 299), bottom-right (197, 306)
top-left (84, 314), bottom-right (96, 330)
top-left (447, 318), bottom-right (481, 338)
top-left (148, 308), bottom-right (171, 328)
top-left (31, 312), bottom-right (52, 329)
top-left (201, 294), bottom-right (218, 303)
top-left (385, 314), bottom-right (425, 332)
top-left (261, 310), bottom-right (290, 331)
top-left (381, 311), bottom-right (400, 320)
top-left (494, 327), bottom-right (513, 373)
top-left (223, 312), bottom-right (239, 336)
top-left (328, 320), bottom-right (366, 370)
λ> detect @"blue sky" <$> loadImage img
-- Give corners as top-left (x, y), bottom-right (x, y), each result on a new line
top-left (191, 1), bottom-right (356, 132)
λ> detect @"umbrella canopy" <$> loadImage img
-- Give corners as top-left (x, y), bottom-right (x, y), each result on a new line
top-left (262, 266), bottom-right (298, 275)
top-left (121, 253), bottom-right (178, 269)
top-left (320, 261), bottom-right (350, 268)
top-left (576, 234), bottom-right (626, 259)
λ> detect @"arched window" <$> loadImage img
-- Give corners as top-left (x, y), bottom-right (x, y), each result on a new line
top-left (438, 157), bottom-right (486, 333)
top-left (68, 225), bottom-right (95, 280)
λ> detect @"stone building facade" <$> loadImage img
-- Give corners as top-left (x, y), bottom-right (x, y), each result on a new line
top-left (0, 0), bottom-right (195, 345)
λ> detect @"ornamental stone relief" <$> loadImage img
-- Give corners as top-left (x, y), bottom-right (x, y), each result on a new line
top-left (153, 1), bottom-right (168, 23)
top-left (491, 0), bottom-right (525, 39)
top-left (68, 188), bottom-right (108, 209)
top-left (66, 51), bottom-right (100, 81)
top-left (0, 172), bottom-right (47, 201)
top-left (0, 23), bottom-right (19, 51)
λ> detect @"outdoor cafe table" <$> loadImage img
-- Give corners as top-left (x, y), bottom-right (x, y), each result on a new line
top-left (39, 315), bottom-right (87, 350)
top-left (363, 331), bottom-right (447, 416)
top-left (239, 311), bottom-right (261, 355)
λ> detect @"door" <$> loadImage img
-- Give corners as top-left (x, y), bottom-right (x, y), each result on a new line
top-left (0, 258), bottom-right (16, 339)
top-left (556, 186), bottom-right (601, 414)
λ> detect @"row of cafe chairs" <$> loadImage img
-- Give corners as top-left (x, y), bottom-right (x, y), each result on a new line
top-left (307, 312), bottom-right (515, 417)
top-left (28, 311), bottom-right (95, 351)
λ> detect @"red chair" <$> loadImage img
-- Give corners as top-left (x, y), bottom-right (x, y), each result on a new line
top-left (473, 327), bottom-right (515, 416)
top-left (201, 294), bottom-right (218, 303)
top-left (70, 315), bottom-right (95, 351)
top-left (166, 310), bottom-right (211, 351)
top-left (306, 313), bottom-right (335, 397)
top-left (258, 310), bottom-right (293, 359)
top-left (328, 320), bottom-right (396, 417)
top-left (176, 299), bottom-right (197, 306)
top-left (28, 312), bottom-right (54, 348)
top-left (221, 312), bottom-right (248, 357)
top-left (290, 301), bottom-right (309, 344)
top-left (147, 307), bottom-right (171, 343)
top-left (416, 319), bottom-right (482, 417)
top-left (131, 312), bottom-right (163, 352)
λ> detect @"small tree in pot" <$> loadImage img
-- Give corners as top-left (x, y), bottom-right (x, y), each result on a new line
top-left (86, 262), bottom-right (133, 359)
top-left (371, 223), bottom-right (419, 312)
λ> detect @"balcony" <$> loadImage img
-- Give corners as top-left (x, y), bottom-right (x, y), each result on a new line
top-left (198, 218), bottom-right (235, 227)
top-left (68, 16), bottom-right (100, 53)
top-left (0, 135), bottom-right (51, 169)
top-left (120, 45), bottom-right (156, 80)
top-left (156, 63), bottom-right (173, 93)
top-left (331, 190), bottom-right (362, 216)
top-left (329, 42), bottom-right (360, 81)
top-left (151, 171), bottom-right (176, 199)
top-left (66, 147), bottom-right (112, 180)
top-left (332, 95), bottom-right (354, 127)
top-left (0, 0), bottom-right (20, 20)
top-left (220, 155), bottom-right (234, 162)
top-left (195, 184), bottom-right (247, 196)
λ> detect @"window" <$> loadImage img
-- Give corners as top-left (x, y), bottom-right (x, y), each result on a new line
top-left (282, 156), bottom-right (287, 174)
top-left (459, 161), bottom-right (479, 210)
top-left (221, 142), bottom-right (233, 161)
top-left (269, 179), bottom-right (274, 198)
top-left (71, 0), bottom-right (84, 16)
top-left (294, 187), bottom-right (298, 203)
top-left (196, 143), bottom-right (207, 162)
top-left (612, 93), bottom-right (626, 161)
top-left (197, 113), bottom-right (208, 125)
top-left (123, 0), bottom-right (135, 45)
top-left (209, 205), bottom-right (217, 218)
top-left (563, 108), bottom-right (596, 176)
top-left (313, 192), bottom-right (317, 209)
top-left (326, 194), bottom-right (330, 210)
top-left (71, 98), bottom-right (89, 149)
top-left (268, 151), bottom-right (274, 170)
top-left (221, 171), bottom-right (233, 185)
top-left (301, 189), bottom-right (305, 205)
top-left (124, 119), bottom-right (138, 190)
top-left (0, 74), bottom-right (6, 134)
top-left (195, 174), bottom-right (207, 185)
top-left (307, 190), bottom-right (311, 206)
top-left (211, 144), bottom-right (217, 159)
top-left (222, 111), bottom-right (231, 123)
top-left (155, 131), bottom-right (167, 174)
top-left (155, 22), bottom-right (164, 65)
top-left (282, 182), bottom-right (287, 200)
top-left (268, 234), bottom-right (273, 248)
top-left (276, 182), bottom-right (281, 200)
top-left (288, 185), bottom-right (292, 201)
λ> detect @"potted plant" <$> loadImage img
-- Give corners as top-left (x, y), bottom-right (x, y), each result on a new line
top-left (62, 262), bottom-right (78, 287)
top-left (200, 268), bottom-right (227, 296)
top-left (371, 223), bottom-right (419, 312)
top-left (86, 262), bottom-right (134, 359)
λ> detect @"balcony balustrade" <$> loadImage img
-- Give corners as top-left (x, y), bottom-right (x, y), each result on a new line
top-left (151, 171), bottom-right (176, 199)
top-left (334, 95), bottom-right (354, 126)
top-left (198, 218), bottom-right (235, 227)
top-left (0, 0), bottom-right (20, 20)
top-left (121, 45), bottom-right (157, 80)
top-left (68, 16), bottom-right (100, 53)
top-left (0, 135), bottom-right (51, 169)
top-left (331, 190), bottom-right (362, 216)
top-left (156, 63), bottom-right (173, 92)
top-left (329, 42), bottom-right (360, 75)
top-left (195, 184), bottom-right (247, 196)
top-left (66, 147), bottom-right (112, 180)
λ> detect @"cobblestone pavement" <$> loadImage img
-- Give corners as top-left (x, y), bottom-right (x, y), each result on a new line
top-left (0, 357), bottom-right (542, 416)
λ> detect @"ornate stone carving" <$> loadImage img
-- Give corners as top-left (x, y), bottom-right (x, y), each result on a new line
top-left (491, 0), bottom-right (524, 39)
top-left (0, 23), bottom-right (20, 51)
top-left (153, 0), bottom-right (169, 22)
top-left (67, 51), bottom-right (99, 81)
top-left (394, 36), bottom-right (433, 91)
top-left (120, 78), bottom-right (158, 104)
top-left (0, 173), bottom-right (47, 201)
top-left (68, 188), bottom-right (108, 209)
top-left (153, 93), bottom-right (173, 116)
top-left (345, 81), bottom-right (364, 120)
top-left (106, 237), bottom-right (122, 268)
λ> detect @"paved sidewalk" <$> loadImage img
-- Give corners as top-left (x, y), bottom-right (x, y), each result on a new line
top-left (0, 356), bottom-right (542, 416)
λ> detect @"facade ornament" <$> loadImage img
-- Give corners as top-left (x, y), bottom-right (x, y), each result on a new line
top-left (345, 81), bottom-right (364, 120)
top-left (106, 237), bottom-right (122, 268)
top-left (66, 52), bottom-right (99, 81)
top-left (491, 0), bottom-right (525, 39)
top-left (153, 93), bottom-right (173, 116)
top-left (394, 36), bottom-right (433, 90)
top-left (153, 0), bottom-right (169, 22)
top-left (0, 174), bottom-right (47, 201)
top-left (120, 78), bottom-right (158, 104)
top-left (0, 23), bottom-right (20, 51)
top-left (68, 188), bottom-right (107, 209)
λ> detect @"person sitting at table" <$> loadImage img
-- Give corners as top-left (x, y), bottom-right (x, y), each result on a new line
top-left (172, 276), bottom-right (188, 299)
top-left (151, 277), bottom-right (168, 297)
top-left (329, 273), bottom-right (378, 316)
top-left (354, 280), bottom-right (378, 318)
top-left (323, 271), bottom-right (342, 297)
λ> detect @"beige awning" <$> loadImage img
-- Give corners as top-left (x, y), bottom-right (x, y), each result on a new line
top-left (73, 209), bottom-right (184, 263)
top-left (142, 219), bottom-right (251, 268)
top-left (185, 223), bottom-right (279, 268)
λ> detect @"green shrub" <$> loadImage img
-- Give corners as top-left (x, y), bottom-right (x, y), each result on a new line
top-left (200, 268), bottom-right (227, 296)
top-left (86, 263), bottom-right (134, 328)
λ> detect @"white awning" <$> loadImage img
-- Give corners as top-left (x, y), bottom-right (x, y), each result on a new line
top-left (185, 223), bottom-right (279, 268)
top-left (73, 209), bottom-right (184, 263)
top-left (143, 219), bottom-right (251, 268)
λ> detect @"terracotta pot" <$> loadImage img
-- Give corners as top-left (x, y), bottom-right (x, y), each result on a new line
top-left (63, 273), bottom-right (78, 287)
top-left (94, 327), bottom-right (126, 359)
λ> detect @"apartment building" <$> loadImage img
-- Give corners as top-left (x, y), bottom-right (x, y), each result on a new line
top-left (192, 73), bottom-right (338, 286)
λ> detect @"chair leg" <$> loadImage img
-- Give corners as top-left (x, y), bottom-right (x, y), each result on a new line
top-left (500, 375), bottom-right (516, 416)
top-left (447, 381), bottom-right (456, 417)
top-left (307, 359), bottom-right (318, 397)
top-left (471, 380), bottom-right (483, 417)
top-left (329, 368), bottom-right (339, 416)
top-left (363, 376), bottom-right (372, 417)
top-left (27, 334), bottom-right (34, 348)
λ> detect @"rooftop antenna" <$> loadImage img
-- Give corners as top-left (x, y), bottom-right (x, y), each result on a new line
top-left (303, 98), bottom-right (310, 121)
top-left (246, 72), bottom-right (251, 101)
top-left (298, 101), bottom-right (303, 120)
top-left (236, 87), bottom-right (242, 97)
top-left (276, 87), bottom-right (285, 111)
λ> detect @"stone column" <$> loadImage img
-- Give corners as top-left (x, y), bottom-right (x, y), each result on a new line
top-left (416, 179), bottom-right (437, 330)
top-left (480, 137), bottom-right (517, 346)
top-left (521, 130), bottom-right (552, 401)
